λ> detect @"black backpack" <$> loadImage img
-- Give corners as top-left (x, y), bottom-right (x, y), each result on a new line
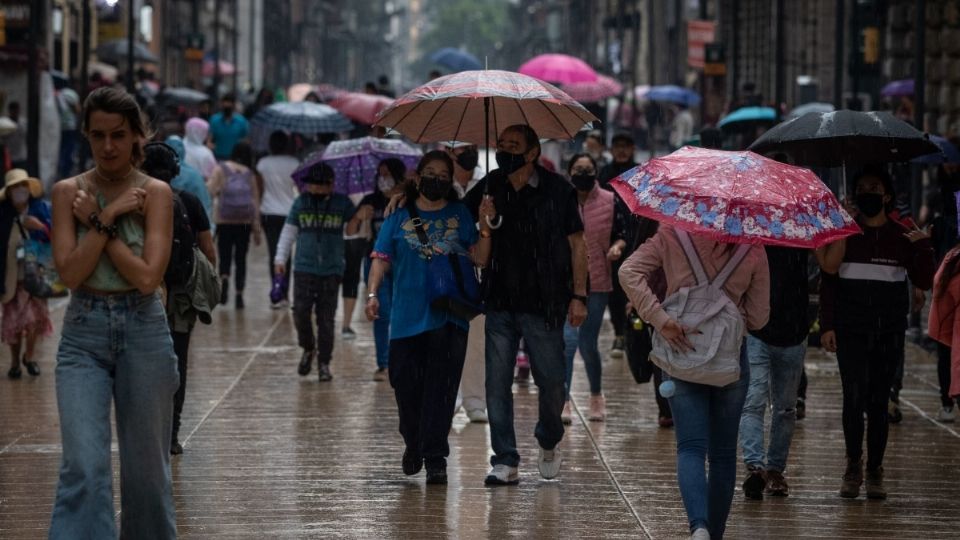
top-left (164, 192), bottom-right (196, 287)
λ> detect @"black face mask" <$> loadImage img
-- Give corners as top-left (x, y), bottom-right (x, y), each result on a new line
top-left (456, 148), bottom-right (479, 170)
top-left (855, 193), bottom-right (885, 218)
top-left (571, 173), bottom-right (596, 192)
top-left (495, 151), bottom-right (527, 175)
top-left (419, 176), bottom-right (452, 201)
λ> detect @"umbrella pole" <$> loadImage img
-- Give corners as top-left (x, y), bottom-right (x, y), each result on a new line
top-left (485, 96), bottom-right (503, 229)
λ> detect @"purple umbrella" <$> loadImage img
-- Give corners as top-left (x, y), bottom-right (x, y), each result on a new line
top-left (881, 79), bottom-right (914, 98)
top-left (292, 137), bottom-right (422, 195)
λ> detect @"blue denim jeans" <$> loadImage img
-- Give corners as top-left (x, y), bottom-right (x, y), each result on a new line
top-left (739, 336), bottom-right (805, 472)
top-left (563, 292), bottom-right (608, 398)
top-left (49, 291), bottom-right (179, 540)
top-left (668, 345), bottom-right (749, 539)
top-left (365, 258), bottom-right (391, 369)
top-left (486, 310), bottom-right (566, 467)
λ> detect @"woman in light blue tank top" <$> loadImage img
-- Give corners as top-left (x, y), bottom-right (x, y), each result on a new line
top-left (48, 87), bottom-right (179, 540)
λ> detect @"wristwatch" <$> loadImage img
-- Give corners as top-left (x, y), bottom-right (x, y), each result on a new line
top-left (572, 294), bottom-right (588, 304)
top-left (367, 292), bottom-right (378, 300)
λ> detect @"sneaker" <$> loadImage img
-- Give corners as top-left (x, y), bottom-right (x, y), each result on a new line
top-left (765, 470), bottom-right (789, 497)
top-left (170, 441), bottom-right (184, 455)
top-left (466, 408), bottom-right (488, 423)
top-left (796, 398), bottom-right (806, 420)
top-left (658, 416), bottom-right (674, 428)
top-left (373, 367), bottom-right (388, 381)
top-left (839, 458), bottom-right (863, 498)
top-left (609, 336), bottom-right (625, 359)
top-left (317, 362), bottom-right (333, 382)
top-left (888, 401), bottom-right (903, 424)
top-left (937, 405), bottom-right (955, 423)
top-left (235, 294), bottom-right (245, 310)
top-left (426, 466), bottom-right (448, 485)
top-left (298, 350), bottom-right (314, 376)
top-left (402, 448), bottom-right (422, 476)
top-left (538, 447), bottom-right (562, 480)
top-left (220, 278), bottom-right (230, 305)
top-left (742, 466), bottom-right (766, 500)
top-left (342, 327), bottom-right (357, 341)
top-left (484, 464), bottom-right (520, 486)
top-left (865, 467), bottom-right (887, 500)
top-left (588, 394), bottom-right (606, 421)
top-left (24, 361), bottom-right (40, 376)
top-left (561, 401), bottom-right (573, 425)
top-left (691, 528), bottom-right (710, 540)
top-left (270, 300), bottom-right (290, 310)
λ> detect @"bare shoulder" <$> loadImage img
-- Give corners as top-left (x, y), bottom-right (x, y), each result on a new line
top-left (51, 176), bottom-right (81, 201)
top-left (142, 175), bottom-right (173, 198)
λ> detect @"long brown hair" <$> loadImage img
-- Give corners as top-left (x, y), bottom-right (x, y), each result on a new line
top-left (81, 87), bottom-right (153, 166)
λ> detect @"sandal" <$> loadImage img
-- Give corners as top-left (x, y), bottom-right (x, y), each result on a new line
top-left (24, 361), bottom-right (40, 376)
top-left (7, 366), bottom-right (22, 379)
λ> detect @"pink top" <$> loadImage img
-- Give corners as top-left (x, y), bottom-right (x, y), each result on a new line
top-left (928, 249), bottom-right (960, 398)
top-left (580, 186), bottom-right (615, 293)
top-left (618, 224), bottom-right (771, 333)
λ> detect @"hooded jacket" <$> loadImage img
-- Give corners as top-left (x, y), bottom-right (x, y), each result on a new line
top-left (166, 135), bottom-right (213, 221)
top-left (183, 118), bottom-right (218, 179)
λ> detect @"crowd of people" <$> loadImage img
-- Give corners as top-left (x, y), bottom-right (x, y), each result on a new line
top-left (0, 79), bottom-right (957, 540)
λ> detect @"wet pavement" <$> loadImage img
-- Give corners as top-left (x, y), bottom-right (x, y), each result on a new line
top-left (2, 243), bottom-right (960, 538)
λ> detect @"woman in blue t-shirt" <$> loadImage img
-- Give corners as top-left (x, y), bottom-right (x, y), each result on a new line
top-left (365, 151), bottom-right (495, 484)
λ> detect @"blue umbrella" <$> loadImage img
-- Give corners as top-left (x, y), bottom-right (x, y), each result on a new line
top-left (643, 85), bottom-right (701, 106)
top-left (429, 48), bottom-right (482, 72)
top-left (913, 135), bottom-right (960, 165)
top-left (719, 106), bottom-right (778, 128)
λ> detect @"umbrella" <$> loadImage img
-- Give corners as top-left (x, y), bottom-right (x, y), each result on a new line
top-left (610, 146), bottom-right (860, 248)
top-left (643, 85), bottom-right (701, 106)
top-left (287, 83), bottom-right (315, 102)
top-left (202, 59), bottom-right (237, 77)
top-left (913, 135), bottom-right (960, 165)
top-left (0, 117), bottom-right (16, 137)
top-left (157, 87), bottom-right (209, 106)
top-left (719, 107), bottom-right (778, 128)
top-left (562, 75), bottom-right (623, 103)
top-left (429, 48), bottom-right (482, 72)
top-left (518, 53), bottom-right (598, 84)
top-left (328, 92), bottom-right (395, 125)
top-left (95, 39), bottom-right (159, 64)
top-left (633, 84), bottom-right (651, 101)
top-left (291, 137), bottom-right (422, 194)
top-left (787, 102), bottom-right (834, 120)
top-left (251, 102), bottom-right (353, 134)
top-left (89, 61), bottom-right (118, 82)
top-left (881, 79), bottom-right (914, 98)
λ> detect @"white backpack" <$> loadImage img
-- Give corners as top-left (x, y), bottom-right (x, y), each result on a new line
top-left (650, 230), bottom-right (751, 387)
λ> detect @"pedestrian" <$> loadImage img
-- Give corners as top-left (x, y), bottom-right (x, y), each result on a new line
top-left (4, 102), bottom-right (27, 170)
top-left (929, 240), bottom-right (960, 420)
top-left (244, 88), bottom-right (274, 120)
top-left (56, 81), bottom-right (81, 180)
top-left (365, 150), bottom-right (495, 484)
top-left (583, 129), bottom-right (611, 170)
top-left (164, 136), bottom-right (213, 218)
top-left (669, 104), bottom-right (694, 151)
top-left (619, 224), bottom-right (769, 540)
top-left (209, 93), bottom-right (250, 161)
top-left (356, 158), bottom-right (406, 380)
top-left (208, 140), bottom-right (262, 309)
top-left (561, 153), bottom-right (628, 423)
top-left (818, 168), bottom-right (936, 500)
top-left (256, 131), bottom-right (299, 309)
top-left (0, 169), bottom-right (53, 379)
top-left (377, 75), bottom-right (396, 98)
top-left (48, 86), bottom-right (178, 538)
top-left (461, 124), bottom-right (588, 485)
top-left (275, 162), bottom-right (362, 382)
top-left (141, 141), bottom-right (218, 456)
top-left (183, 117), bottom-right (217, 179)
top-left (341, 205), bottom-right (368, 341)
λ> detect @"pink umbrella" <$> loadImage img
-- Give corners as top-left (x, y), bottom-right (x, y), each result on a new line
top-left (518, 53), bottom-right (598, 84)
top-left (202, 59), bottom-right (237, 77)
top-left (562, 75), bottom-right (623, 103)
top-left (328, 92), bottom-right (395, 125)
top-left (287, 83), bottom-right (315, 102)
top-left (611, 146), bottom-right (860, 248)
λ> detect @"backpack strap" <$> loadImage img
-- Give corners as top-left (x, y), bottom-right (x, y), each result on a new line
top-left (405, 203), bottom-right (432, 256)
top-left (713, 243), bottom-right (752, 289)
top-left (675, 229), bottom-right (709, 286)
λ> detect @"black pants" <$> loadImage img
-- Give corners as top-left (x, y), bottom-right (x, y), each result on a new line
top-left (608, 262), bottom-right (628, 337)
top-left (293, 272), bottom-right (340, 363)
top-left (937, 343), bottom-right (958, 408)
top-left (798, 368), bottom-right (808, 400)
top-left (262, 215), bottom-right (290, 301)
top-left (652, 364), bottom-right (672, 419)
top-left (342, 238), bottom-right (368, 299)
top-left (836, 331), bottom-right (903, 471)
top-left (389, 323), bottom-right (468, 469)
top-left (217, 223), bottom-right (251, 291)
top-left (171, 330), bottom-right (191, 442)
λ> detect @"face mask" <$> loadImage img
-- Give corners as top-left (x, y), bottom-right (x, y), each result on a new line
top-left (495, 151), bottom-right (527, 175)
top-left (855, 193), bottom-right (885, 218)
top-left (456, 148), bottom-right (479, 170)
top-left (571, 173), bottom-right (596, 192)
top-left (10, 189), bottom-right (29, 205)
top-left (418, 175), bottom-right (452, 202)
top-left (377, 175), bottom-right (395, 193)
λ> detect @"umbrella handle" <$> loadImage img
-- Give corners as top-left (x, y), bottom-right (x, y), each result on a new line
top-left (486, 215), bottom-right (503, 229)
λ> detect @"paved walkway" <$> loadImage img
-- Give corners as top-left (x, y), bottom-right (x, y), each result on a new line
top-left (2, 244), bottom-right (960, 538)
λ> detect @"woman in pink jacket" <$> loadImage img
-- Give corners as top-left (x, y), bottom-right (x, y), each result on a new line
top-left (928, 244), bottom-right (960, 412)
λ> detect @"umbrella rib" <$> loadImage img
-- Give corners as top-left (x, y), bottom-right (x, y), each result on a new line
top-left (389, 99), bottom-right (427, 135)
top-left (536, 98), bottom-right (575, 139)
top-left (492, 98), bottom-right (500, 145)
top-left (416, 97), bottom-right (451, 143)
top-left (451, 98), bottom-right (470, 144)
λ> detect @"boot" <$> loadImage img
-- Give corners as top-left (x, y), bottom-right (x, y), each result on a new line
top-left (865, 467), bottom-right (887, 500)
top-left (839, 458), bottom-right (863, 498)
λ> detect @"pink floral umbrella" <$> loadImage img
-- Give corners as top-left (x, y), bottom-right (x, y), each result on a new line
top-left (518, 53), bottom-right (598, 84)
top-left (611, 146), bottom-right (860, 248)
top-left (328, 92), bottom-right (395, 125)
top-left (562, 75), bottom-right (623, 103)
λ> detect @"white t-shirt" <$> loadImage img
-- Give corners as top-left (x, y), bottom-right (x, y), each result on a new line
top-left (256, 155), bottom-right (300, 216)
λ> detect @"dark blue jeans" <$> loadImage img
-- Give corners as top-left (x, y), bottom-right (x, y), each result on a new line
top-left (485, 310), bottom-right (566, 467)
top-left (668, 345), bottom-right (749, 539)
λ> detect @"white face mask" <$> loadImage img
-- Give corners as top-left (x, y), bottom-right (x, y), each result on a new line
top-left (10, 189), bottom-right (29, 205)
top-left (377, 175), bottom-right (395, 193)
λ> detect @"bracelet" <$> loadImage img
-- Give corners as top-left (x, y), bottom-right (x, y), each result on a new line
top-left (367, 292), bottom-right (378, 300)
top-left (88, 212), bottom-right (118, 239)
top-left (572, 294), bottom-right (588, 304)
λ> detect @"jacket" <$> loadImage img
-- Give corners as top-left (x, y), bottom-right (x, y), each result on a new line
top-left (168, 247), bottom-right (221, 333)
top-left (928, 248), bottom-right (960, 398)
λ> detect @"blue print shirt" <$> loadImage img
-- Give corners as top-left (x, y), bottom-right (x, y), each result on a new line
top-left (286, 193), bottom-right (357, 276)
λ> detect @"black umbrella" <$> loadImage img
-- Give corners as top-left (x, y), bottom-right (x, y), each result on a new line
top-left (95, 39), bottom-right (159, 65)
top-left (157, 87), bottom-right (210, 106)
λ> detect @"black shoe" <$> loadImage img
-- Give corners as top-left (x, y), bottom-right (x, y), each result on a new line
top-left (235, 294), bottom-right (245, 310)
top-left (402, 448), bottom-right (423, 476)
top-left (426, 467), bottom-right (448, 485)
top-left (743, 467), bottom-right (766, 500)
top-left (317, 362), bottom-right (333, 382)
top-left (7, 366), bottom-right (21, 379)
top-left (24, 361), bottom-right (40, 376)
top-left (170, 441), bottom-right (183, 455)
top-left (888, 401), bottom-right (903, 424)
top-left (796, 398), bottom-right (806, 420)
top-left (298, 350), bottom-right (314, 376)
top-left (220, 278), bottom-right (229, 305)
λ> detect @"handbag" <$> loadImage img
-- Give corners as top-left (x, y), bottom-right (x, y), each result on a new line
top-left (625, 312), bottom-right (654, 384)
top-left (406, 204), bottom-right (483, 321)
top-left (15, 220), bottom-right (61, 298)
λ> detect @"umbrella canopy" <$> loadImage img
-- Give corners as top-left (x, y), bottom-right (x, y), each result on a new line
top-left (328, 92), bottom-right (395, 125)
top-left (374, 70), bottom-right (597, 145)
top-left (95, 39), bottom-right (159, 64)
top-left (562, 75), bottom-right (623, 103)
top-left (251, 102), bottom-right (353, 135)
top-left (643, 85), bottom-right (701, 106)
top-left (429, 48), bottom-right (482, 72)
top-left (748, 110), bottom-right (940, 167)
top-left (719, 107), bottom-right (778, 128)
top-left (881, 79), bottom-right (914, 98)
top-left (287, 83), bottom-right (315, 102)
top-left (202, 59), bottom-right (237, 77)
top-left (89, 61), bottom-right (118, 82)
top-left (291, 136), bottom-right (422, 194)
top-left (518, 54), bottom-right (598, 84)
top-left (787, 102), bottom-right (834, 120)
top-left (610, 146), bottom-right (860, 247)
top-left (913, 135), bottom-right (960, 165)
top-left (157, 87), bottom-right (209, 106)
